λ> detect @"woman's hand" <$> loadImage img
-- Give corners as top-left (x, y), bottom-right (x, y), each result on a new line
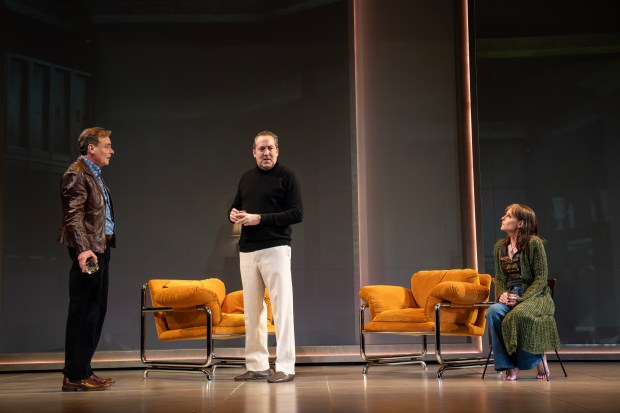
top-left (506, 293), bottom-right (519, 307)
top-left (498, 291), bottom-right (518, 307)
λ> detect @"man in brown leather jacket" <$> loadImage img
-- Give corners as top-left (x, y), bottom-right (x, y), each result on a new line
top-left (57, 127), bottom-right (116, 391)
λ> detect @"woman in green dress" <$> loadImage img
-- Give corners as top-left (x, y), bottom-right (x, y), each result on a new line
top-left (486, 203), bottom-right (561, 380)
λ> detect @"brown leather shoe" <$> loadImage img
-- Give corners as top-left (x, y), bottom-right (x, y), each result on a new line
top-left (267, 371), bottom-right (295, 383)
top-left (90, 374), bottom-right (116, 385)
top-left (62, 376), bottom-right (110, 391)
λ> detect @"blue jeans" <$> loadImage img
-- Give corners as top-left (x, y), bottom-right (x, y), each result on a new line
top-left (486, 302), bottom-right (542, 371)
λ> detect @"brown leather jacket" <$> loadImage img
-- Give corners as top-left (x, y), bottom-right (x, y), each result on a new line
top-left (57, 157), bottom-right (116, 254)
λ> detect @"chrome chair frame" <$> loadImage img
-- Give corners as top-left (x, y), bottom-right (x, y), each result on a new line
top-left (360, 300), bottom-right (494, 379)
top-left (140, 283), bottom-right (245, 380)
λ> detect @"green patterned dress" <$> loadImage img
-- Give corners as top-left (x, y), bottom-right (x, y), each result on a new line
top-left (493, 235), bottom-right (561, 355)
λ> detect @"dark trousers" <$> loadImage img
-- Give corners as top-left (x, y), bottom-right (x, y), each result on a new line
top-left (62, 245), bottom-right (110, 380)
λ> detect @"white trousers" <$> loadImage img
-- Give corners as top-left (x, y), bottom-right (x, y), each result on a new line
top-left (239, 245), bottom-right (295, 374)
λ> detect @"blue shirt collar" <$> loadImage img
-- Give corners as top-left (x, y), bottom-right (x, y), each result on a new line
top-left (82, 156), bottom-right (102, 177)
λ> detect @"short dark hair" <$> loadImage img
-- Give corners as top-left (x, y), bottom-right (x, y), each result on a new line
top-left (253, 130), bottom-right (279, 149)
top-left (78, 127), bottom-right (112, 155)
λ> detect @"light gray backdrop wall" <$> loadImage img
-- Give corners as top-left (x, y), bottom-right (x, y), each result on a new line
top-left (1, 0), bottom-right (467, 355)
top-left (93, 5), bottom-right (356, 350)
top-left (353, 0), bottom-right (468, 348)
top-left (1, 2), bottom-right (356, 353)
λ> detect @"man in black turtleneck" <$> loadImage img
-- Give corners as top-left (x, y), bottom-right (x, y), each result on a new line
top-left (228, 130), bottom-right (303, 383)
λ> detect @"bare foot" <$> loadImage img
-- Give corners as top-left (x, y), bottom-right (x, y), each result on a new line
top-left (536, 354), bottom-right (549, 379)
top-left (503, 368), bottom-right (519, 381)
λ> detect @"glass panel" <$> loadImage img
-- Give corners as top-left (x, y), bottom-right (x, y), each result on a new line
top-left (31, 62), bottom-right (51, 153)
top-left (356, 0), bottom-right (463, 287)
top-left (6, 57), bottom-right (29, 150)
top-left (72, 73), bottom-right (90, 145)
top-left (478, 53), bottom-right (620, 348)
top-left (52, 68), bottom-right (71, 156)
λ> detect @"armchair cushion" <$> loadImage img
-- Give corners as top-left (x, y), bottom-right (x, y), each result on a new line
top-left (150, 278), bottom-right (225, 326)
top-left (424, 281), bottom-right (490, 324)
top-left (221, 290), bottom-right (244, 314)
top-left (155, 283), bottom-right (216, 308)
top-left (147, 278), bottom-right (277, 341)
top-left (216, 289), bottom-right (276, 335)
top-left (359, 285), bottom-right (417, 320)
top-left (218, 313), bottom-right (246, 328)
top-left (156, 278), bottom-right (226, 307)
top-left (373, 308), bottom-right (427, 323)
top-left (222, 289), bottom-right (274, 323)
top-left (359, 269), bottom-right (492, 336)
top-left (410, 269), bottom-right (479, 308)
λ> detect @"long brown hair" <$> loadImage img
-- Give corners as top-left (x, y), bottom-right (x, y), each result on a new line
top-left (501, 203), bottom-right (544, 251)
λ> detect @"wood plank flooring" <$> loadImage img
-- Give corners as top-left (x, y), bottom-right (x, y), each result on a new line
top-left (0, 362), bottom-right (617, 413)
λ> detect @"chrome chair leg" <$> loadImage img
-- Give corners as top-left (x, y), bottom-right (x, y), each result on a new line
top-left (481, 347), bottom-right (493, 379)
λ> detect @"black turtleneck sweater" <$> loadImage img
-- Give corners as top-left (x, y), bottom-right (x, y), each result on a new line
top-left (229, 162), bottom-right (303, 252)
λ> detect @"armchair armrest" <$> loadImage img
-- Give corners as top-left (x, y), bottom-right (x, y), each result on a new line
top-left (154, 285), bottom-right (218, 308)
top-left (359, 285), bottom-right (416, 320)
top-left (424, 281), bottom-right (490, 321)
top-left (154, 284), bottom-right (222, 324)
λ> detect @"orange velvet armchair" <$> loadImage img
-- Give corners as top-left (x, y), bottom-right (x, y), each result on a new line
top-left (359, 269), bottom-right (492, 378)
top-left (141, 278), bottom-right (274, 379)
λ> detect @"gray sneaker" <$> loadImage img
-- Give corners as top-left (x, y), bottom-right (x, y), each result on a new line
top-left (234, 369), bottom-right (272, 381)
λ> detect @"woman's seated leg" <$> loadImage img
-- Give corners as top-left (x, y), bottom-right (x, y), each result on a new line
top-left (503, 368), bottom-right (519, 381)
top-left (536, 354), bottom-right (549, 379)
top-left (514, 347), bottom-right (546, 378)
top-left (486, 303), bottom-right (515, 371)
